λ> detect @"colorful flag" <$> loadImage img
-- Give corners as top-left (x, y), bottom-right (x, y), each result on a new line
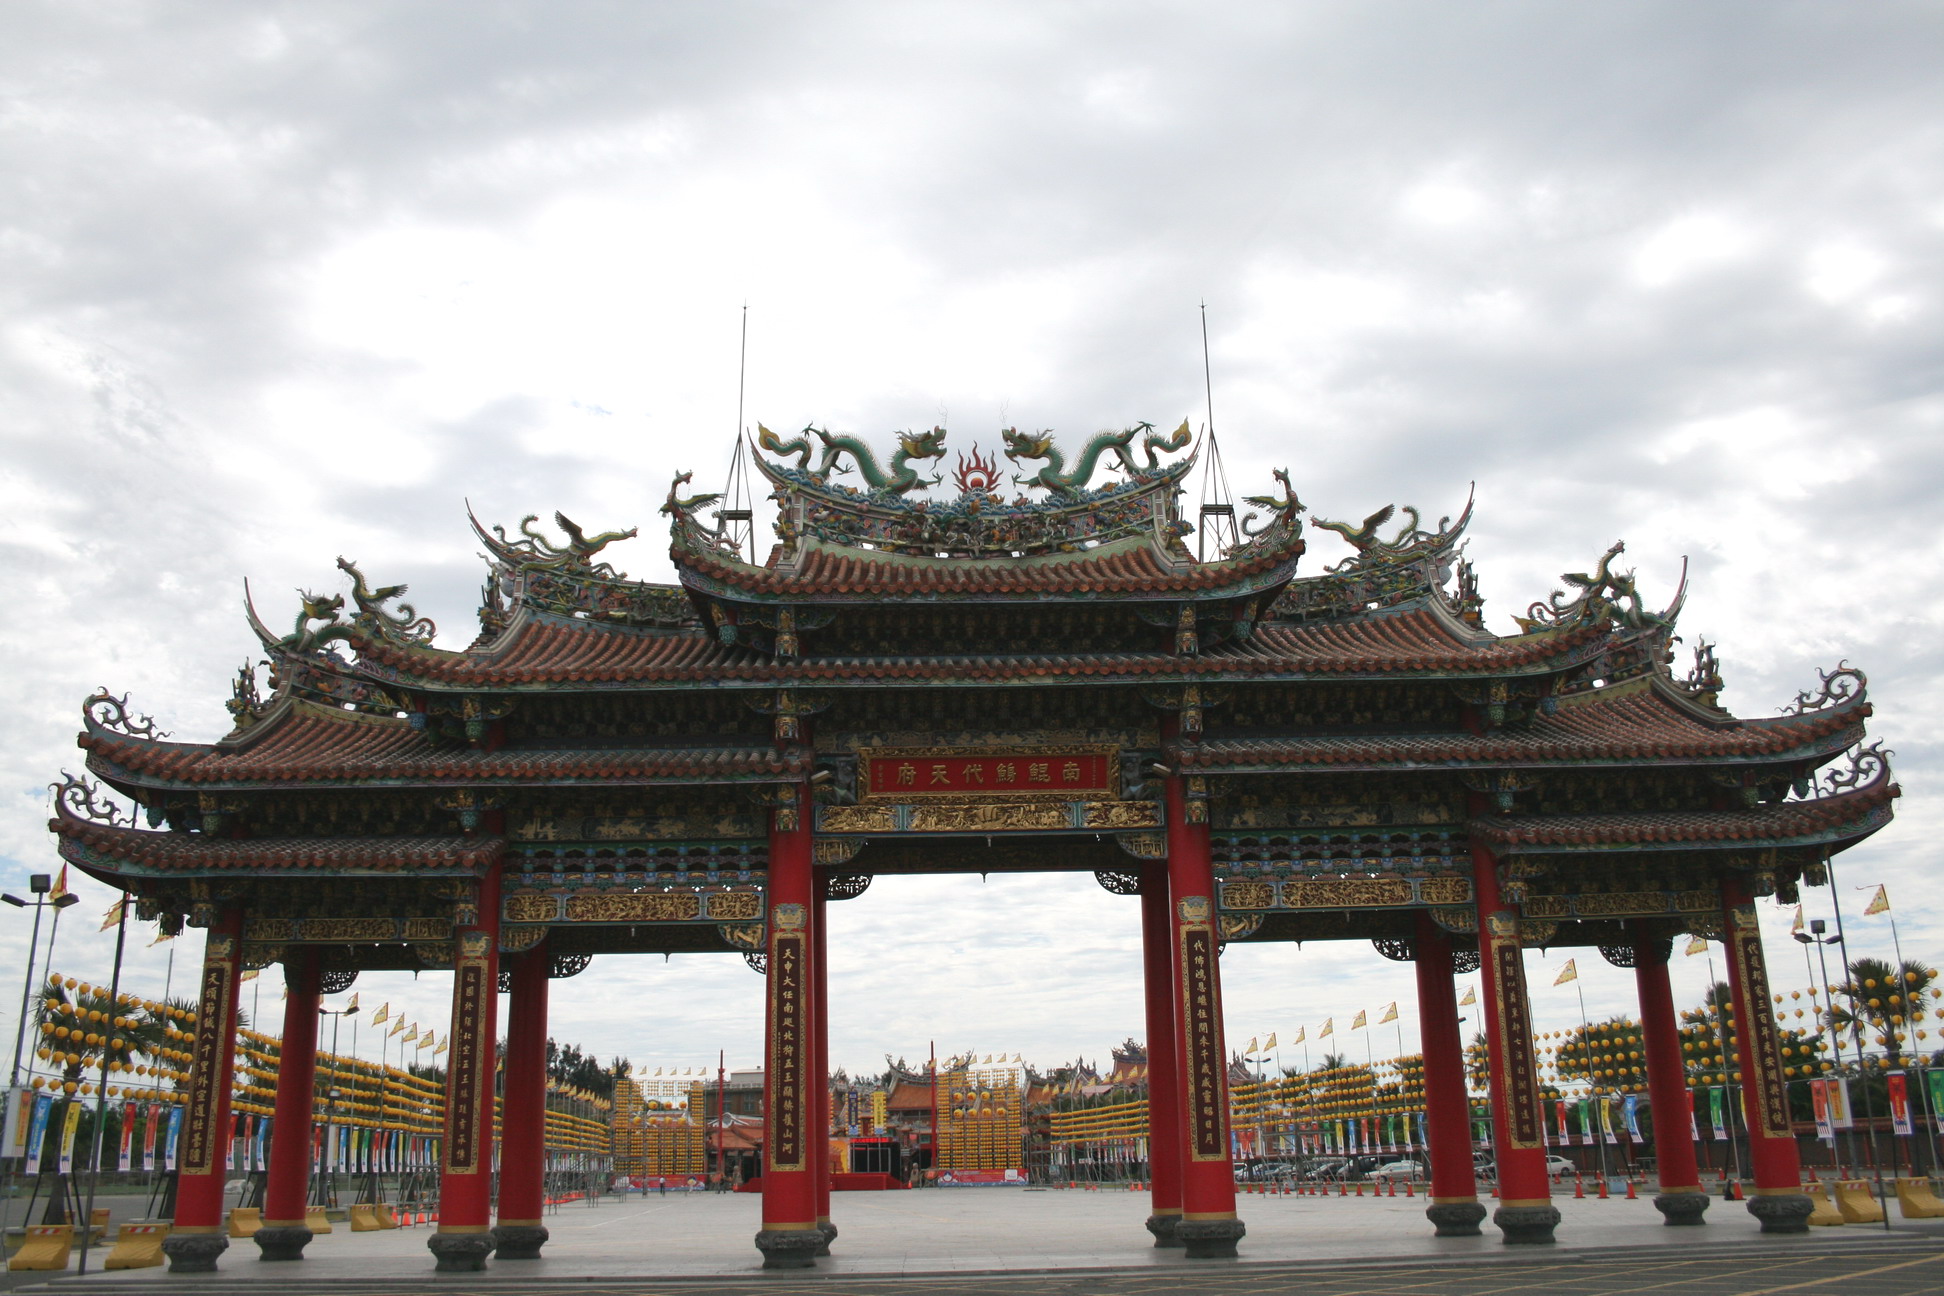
top-left (1264, 1032), bottom-right (1277, 1049)
top-left (1459, 986), bottom-right (1476, 1006)
top-left (417, 1031), bottom-right (435, 1051)
top-left (390, 1017), bottom-right (407, 1037)
top-left (100, 898), bottom-right (125, 931)
top-left (1379, 1003), bottom-right (1397, 1024)
top-left (1553, 959), bottom-right (1577, 986)
top-left (1863, 885), bottom-right (1890, 916)
top-left (343, 993), bottom-right (359, 1015)
top-left (1790, 906), bottom-right (1805, 935)
top-left (49, 866), bottom-right (69, 902)
top-left (371, 1002), bottom-right (390, 1025)
top-left (1352, 1010), bottom-right (1367, 1030)
top-left (1686, 935), bottom-right (1708, 956)
top-left (434, 1035), bottom-right (447, 1056)
top-left (1245, 1036), bottom-right (1259, 1054)
top-left (1291, 1027), bottom-right (1304, 1044)
top-left (1320, 1018), bottom-right (1334, 1037)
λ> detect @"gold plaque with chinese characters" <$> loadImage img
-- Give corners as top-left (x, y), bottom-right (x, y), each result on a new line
top-left (859, 745), bottom-right (1118, 801)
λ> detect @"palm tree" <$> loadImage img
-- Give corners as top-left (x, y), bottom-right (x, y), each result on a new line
top-left (1832, 957), bottom-right (1937, 1068)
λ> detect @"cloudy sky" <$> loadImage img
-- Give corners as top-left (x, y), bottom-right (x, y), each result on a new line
top-left (3, 3), bottom-right (1940, 1089)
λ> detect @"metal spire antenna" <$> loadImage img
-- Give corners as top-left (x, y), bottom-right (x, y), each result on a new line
top-left (718, 304), bottom-right (755, 562)
top-left (1195, 301), bottom-right (1241, 562)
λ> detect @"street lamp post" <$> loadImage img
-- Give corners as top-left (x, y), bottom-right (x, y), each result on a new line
top-left (4, 875), bottom-right (80, 1090)
top-left (1796, 917), bottom-right (1890, 1230)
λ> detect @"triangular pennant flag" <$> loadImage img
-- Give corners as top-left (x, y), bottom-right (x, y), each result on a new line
top-left (50, 865), bottom-right (70, 902)
top-left (1379, 1003), bottom-right (1398, 1024)
top-left (239, 969), bottom-right (258, 983)
top-left (1863, 885), bottom-right (1890, 916)
top-left (1246, 1036), bottom-right (1259, 1054)
top-left (1291, 1026), bottom-right (1304, 1044)
top-left (99, 898), bottom-right (126, 932)
top-left (371, 1002), bottom-right (390, 1025)
top-left (1352, 1010), bottom-right (1367, 1030)
top-left (1554, 959), bottom-right (1578, 986)
top-left (1686, 935), bottom-right (1708, 956)
top-left (1264, 1032), bottom-right (1277, 1049)
top-left (1459, 987), bottom-right (1476, 1006)
top-left (433, 1036), bottom-right (447, 1056)
top-left (390, 1017), bottom-right (407, 1037)
top-left (1320, 1018), bottom-right (1334, 1037)
top-left (343, 993), bottom-right (360, 1015)
top-left (1791, 906), bottom-right (1805, 934)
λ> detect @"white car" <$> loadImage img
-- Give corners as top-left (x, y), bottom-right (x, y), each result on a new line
top-left (1545, 1155), bottom-right (1576, 1179)
top-left (1368, 1159), bottom-right (1426, 1182)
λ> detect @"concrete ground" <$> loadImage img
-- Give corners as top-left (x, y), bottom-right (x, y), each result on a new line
top-left (21, 1183), bottom-right (1944, 1289)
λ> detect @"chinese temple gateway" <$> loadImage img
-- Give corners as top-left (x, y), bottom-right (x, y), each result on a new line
top-left (54, 423), bottom-right (1896, 1271)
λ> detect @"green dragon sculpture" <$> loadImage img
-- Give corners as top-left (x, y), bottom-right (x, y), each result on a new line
top-left (757, 423), bottom-right (949, 495)
top-left (336, 557), bottom-right (437, 645)
top-left (1000, 418), bottom-right (1191, 497)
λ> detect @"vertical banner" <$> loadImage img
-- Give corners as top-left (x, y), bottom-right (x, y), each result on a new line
top-left (1599, 1096), bottom-right (1617, 1145)
top-left (1811, 1080), bottom-right (1834, 1141)
top-left (57, 1101), bottom-right (82, 1173)
top-left (164, 1104), bottom-right (183, 1170)
top-left (117, 1104), bottom-right (135, 1171)
top-left (1928, 1069), bottom-right (1944, 1134)
top-left (1555, 1099), bottom-right (1570, 1144)
top-left (2, 1088), bottom-right (33, 1159)
top-left (1887, 1073), bottom-right (1913, 1136)
top-left (22, 1094), bottom-right (53, 1174)
top-left (1686, 1088), bottom-right (1698, 1141)
top-left (142, 1102), bottom-right (161, 1170)
top-left (1622, 1094), bottom-right (1641, 1141)
top-left (1710, 1087), bottom-right (1727, 1140)
top-left (1828, 1078), bottom-right (1854, 1130)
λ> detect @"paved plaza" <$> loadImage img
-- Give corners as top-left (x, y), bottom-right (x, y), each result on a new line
top-left (19, 1186), bottom-right (1944, 1293)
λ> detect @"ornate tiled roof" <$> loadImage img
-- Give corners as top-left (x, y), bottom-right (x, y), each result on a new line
top-left (1471, 780), bottom-right (1898, 851)
top-left (329, 601), bottom-right (1609, 691)
top-left (675, 532), bottom-right (1302, 602)
top-left (83, 700), bottom-right (807, 790)
top-left (53, 809), bottom-right (500, 877)
top-left (1177, 679), bottom-right (1867, 771)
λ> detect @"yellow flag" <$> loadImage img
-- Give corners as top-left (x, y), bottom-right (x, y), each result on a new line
top-left (239, 969), bottom-right (259, 983)
top-left (1246, 1036), bottom-right (1259, 1054)
top-left (50, 865), bottom-right (69, 902)
top-left (1264, 1032), bottom-right (1277, 1049)
top-left (1791, 906), bottom-right (1805, 934)
top-left (1320, 1017), bottom-right (1334, 1037)
top-left (402, 1025), bottom-right (418, 1043)
top-left (433, 1036), bottom-right (447, 1056)
top-left (99, 898), bottom-right (126, 932)
top-left (343, 993), bottom-right (360, 1015)
top-left (148, 929), bottom-right (175, 946)
top-left (1292, 1026), bottom-right (1305, 1044)
top-left (1379, 1003), bottom-right (1397, 1024)
top-left (1459, 986), bottom-right (1476, 1006)
top-left (371, 1002), bottom-right (390, 1025)
top-left (1686, 935), bottom-right (1708, 956)
top-left (390, 1017), bottom-right (407, 1037)
top-left (417, 1031), bottom-right (435, 1050)
top-left (1863, 886), bottom-right (1890, 916)
top-left (1352, 1010), bottom-right (1367, 1030)
top-left (1554, 959), bottom-right (1578, 986)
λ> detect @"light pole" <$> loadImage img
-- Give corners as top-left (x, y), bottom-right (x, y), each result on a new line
top-left (5, 874), bottom-right (80, 1089)
top-left (317, 1003), bottom-right (357, 1208)
top-left (1796, 921), bottom-right (1855, 1177)
top-left (1797, 917), bottom-right (1890, 1229)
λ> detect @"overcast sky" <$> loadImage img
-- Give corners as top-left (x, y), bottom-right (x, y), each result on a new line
top-left (3, 3), bottom-right (1940, 1088)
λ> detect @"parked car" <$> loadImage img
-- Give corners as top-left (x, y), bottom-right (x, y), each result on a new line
top-left (1545, 1155), bottom-right (1576, 1180)
top-left (1368, 1159), bottom-right (1426, 1183)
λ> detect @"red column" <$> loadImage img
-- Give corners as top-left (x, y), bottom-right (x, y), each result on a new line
top-left (257, 949), bottom-right (321, 1259)
top-left (160, 908), bottom-right (244, 1272)
top-left (428, 864), bottom-right (502, 1271)
top-left (1632, 923), bottom-right (1708, 1225)
top-left (494, 940), bottom-right (550, 1258)
top-left (1140, 858), bottom-right (1184, 1247)
top-left (1719, 879), bottom-right (1812, 1232)
top-left (1414, 914), bottom-right (1484, 1235)
top-left (1163, 775), bottom-right (1244, 1258)
top-left (1469, 842), bottom-right (1557, 1244)
top-left (756, 782), bottom-right (822, 1269)
top-left (813, 878), bottom-right (834, 1253)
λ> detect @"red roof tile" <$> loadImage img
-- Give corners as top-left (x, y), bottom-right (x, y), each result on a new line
top-left (53, 810), bottom-right (500, 875)
top-left (1180, 683), bottom-right (1866, 770)
top-left (83, 702), bottom-right (807, 788)
top-left (1471, 781), bottom-right (1898, 849)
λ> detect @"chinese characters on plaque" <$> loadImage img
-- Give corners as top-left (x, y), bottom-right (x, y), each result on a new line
top-left (862, 749), bottom-right (1114, 800)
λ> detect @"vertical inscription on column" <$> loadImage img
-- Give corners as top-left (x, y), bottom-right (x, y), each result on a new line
top-left (443, 934), bottom-right (491, 1173)
top-left (1488, 934), bottom-right (1544, 1149)
top-left (1729, 907), bottom-right (1791, 1139)
top-left (1177, 907), bottom-right (1227, 1160)
top-left (181, 936), bottom-right (235, 1174)
top-left (768, 931), bottom-right (806, 1171)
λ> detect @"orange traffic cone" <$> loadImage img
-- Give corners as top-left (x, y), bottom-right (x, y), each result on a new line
top-left (1574, 1177), bottom-right (1584, 1199)
top-left (1387, 1180), bottom-right (1397, 1197)
top-left (1405, 1181), bottom-right (1414, 1198)
top-left (1598, 1178), bottom-right (1610, 1199)
top-left (1355, 1182), bottom-right (1364, 1197)
top-left (1338, 1181), bottom-right (1346, 1197)
top-left (1626, 1179), bottom-right (1638, 1200)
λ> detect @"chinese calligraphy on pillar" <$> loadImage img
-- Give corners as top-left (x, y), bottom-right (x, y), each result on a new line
top-left (180, 935), bottom-right (236, 1175)
top-left (443, 933), bottom-right (492, 1173)
top-left (1727, 905), bottom-right (1792, 1140)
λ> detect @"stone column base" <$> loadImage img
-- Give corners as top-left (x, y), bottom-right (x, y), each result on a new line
top-left (754, 1228), bottom-right (823, 1269)
top-left (1492, 1204), bottom-right (1560, 1245)
top-left (162, 1232), bottom-right (229, 1273)
top-left (1176, 1217), bottom-right (1246, 1259)
top-left (816, 1219), bottom-right (838, 1257)
top-left (490, 1223), bottom-right (549, 1258)
top-left (1747, 1193), bottom-right (1813, 1235)
top-left (427, 1231), bottom-right (496, 1272)
top-left (253, 1224), bottom-right (314, 1261)
top-left (1146, 1212), bottom-right (1183, 1248)
top-left (1426, 1200), bottom-right (1487, 1236)
top-left (1654, 1191), bottom-right (1710, 1226)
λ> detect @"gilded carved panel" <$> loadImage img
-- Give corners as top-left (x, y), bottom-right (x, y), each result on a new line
top-left (705, 891), bottom-right (763, 921)
top-left (1219, 881), bottom-right (1275, 910)
top-left (563, 893), bottom-right (703, 923)
top-left (504, 894), bottom-right (561, 923)
top-left (1281, 878), bottom-right (1413, 908)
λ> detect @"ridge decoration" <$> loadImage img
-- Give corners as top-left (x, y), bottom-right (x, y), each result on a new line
top-left (757, 423), bottom-right (949, 496)
top-left (1000, 418), bottom-right (1192, 497)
